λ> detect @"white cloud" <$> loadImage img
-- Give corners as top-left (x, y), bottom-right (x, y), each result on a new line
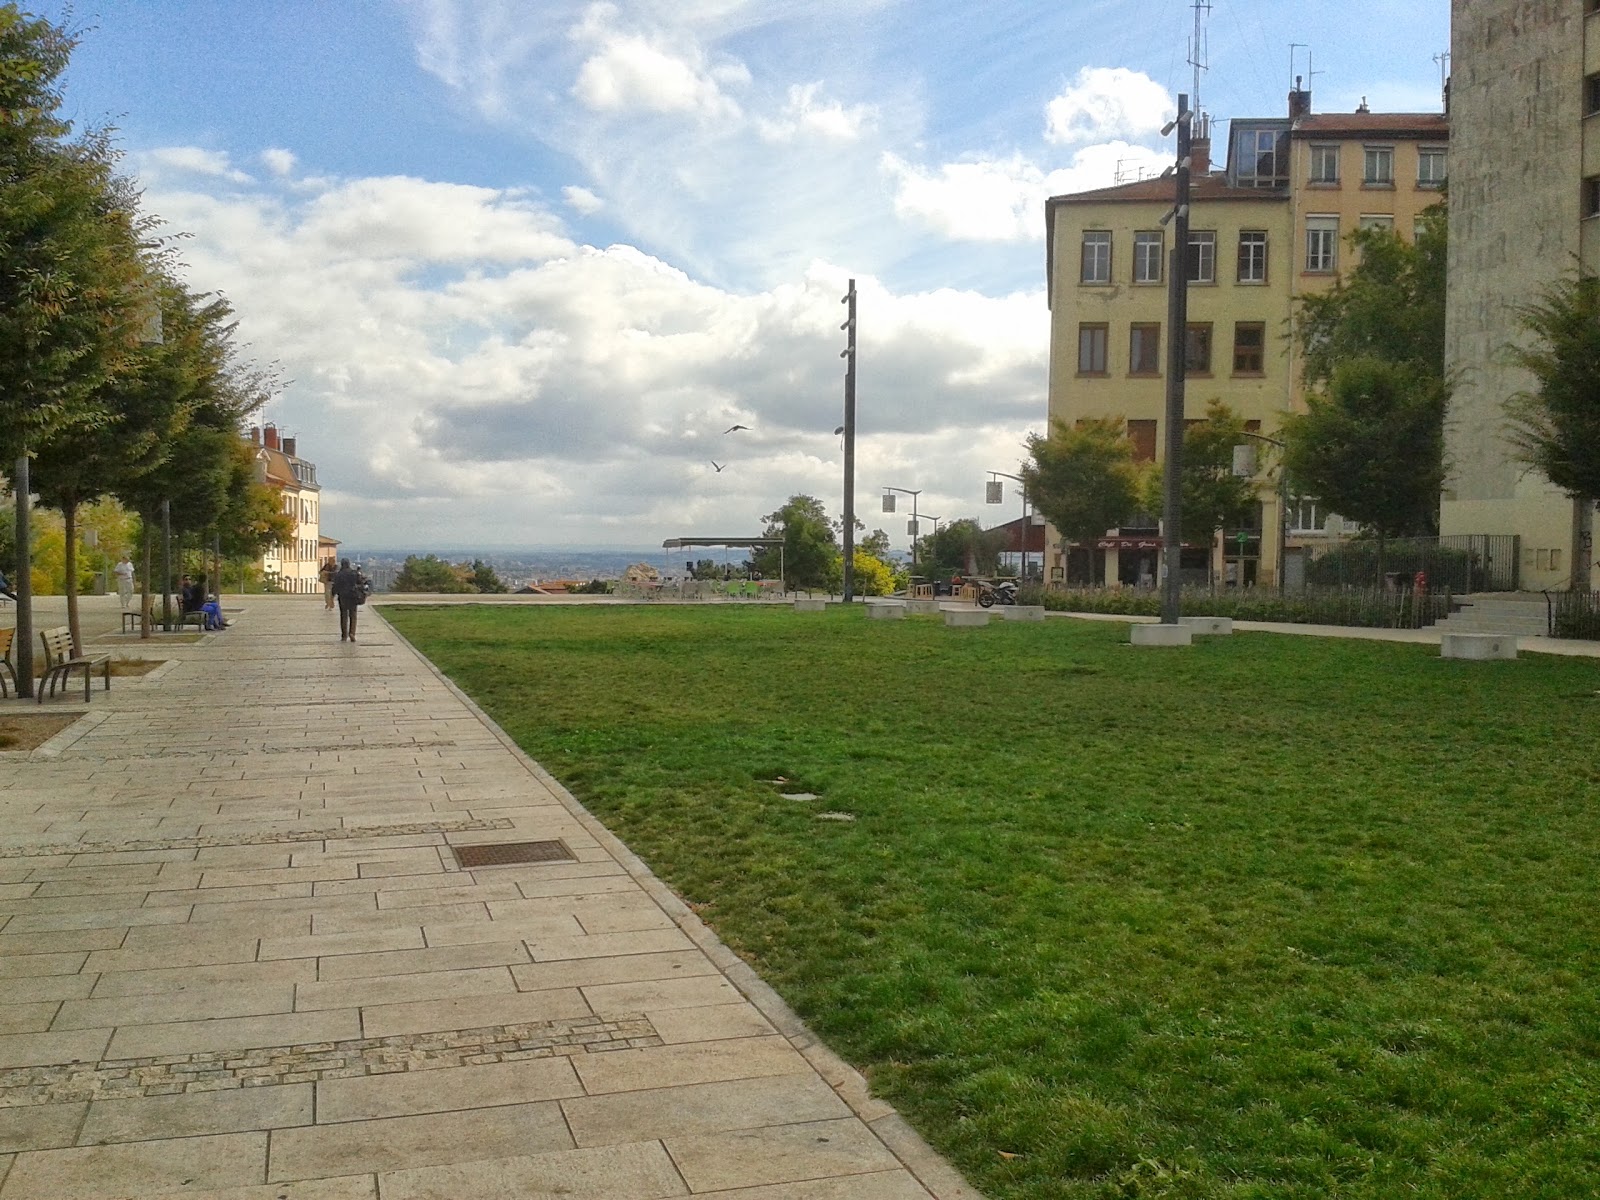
top-left (569, 4), bottom-right (745, 120)
top-left (757, 83), bottom-right (874, 142)
top-left (563, 185), bottom-right (604, 215)
top-left (881, 141), bottom-right (1168, 242)
top-left (1045, 67), bottom-right (1174, 146)
top-left (139, 147), bottom-right (253, 184)
top-left (260, 148), bottom-right (297, 177)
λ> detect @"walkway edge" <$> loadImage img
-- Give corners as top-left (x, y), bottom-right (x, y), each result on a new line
top-left (376, 606), bottom-right (986, 1200)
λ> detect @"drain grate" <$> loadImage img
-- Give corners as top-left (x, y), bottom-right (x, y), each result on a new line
top-left (453, 839), bottom-right (575, 868)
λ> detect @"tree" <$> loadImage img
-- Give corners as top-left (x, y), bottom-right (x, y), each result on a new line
top-left (469, 559), bottom-right (508, 593)
top-left (1503, 272), bottom-right (1600, 504)
top-left (917, 518), bottom-right (1005, 577)
top-left (1141, 400), bottom-right (1261, 581)
top-left (1021, 417), bottom-right (1140, 584)
top-left (392, 554), bottom-right (473, 593)
top-left (1282, 357), bottom-right (1447, 566)
top-left (859, 529), bottom-right (892, 561)
top-left (753, 495), bottom-right (838, 591)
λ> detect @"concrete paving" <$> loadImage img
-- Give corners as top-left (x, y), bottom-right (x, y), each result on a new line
top-left (0, 594), bottom-right (976, 1200)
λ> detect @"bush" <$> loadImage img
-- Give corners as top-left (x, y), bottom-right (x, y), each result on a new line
top-left (567, 578), bottom-right (612, 594)
top-left (1033, 585), bottom-right (1452, 629)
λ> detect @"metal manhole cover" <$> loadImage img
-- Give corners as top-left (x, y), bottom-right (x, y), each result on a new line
top-left (453, 840), bottom-right (575, 868)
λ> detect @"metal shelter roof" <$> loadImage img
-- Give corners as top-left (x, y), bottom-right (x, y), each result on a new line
top-left (661, 537), bottom-right (782, 549)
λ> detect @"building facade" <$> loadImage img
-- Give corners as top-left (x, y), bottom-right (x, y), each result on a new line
top-left (1045, 93), bottom-right (1448, 587)
top-left (1442, 0), bottom-right (1599, 592)
top-left (250, 424), bottom-right (324, 595)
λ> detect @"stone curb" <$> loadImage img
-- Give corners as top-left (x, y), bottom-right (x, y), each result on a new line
top-left (374, 606), bottom-right (986, 1200)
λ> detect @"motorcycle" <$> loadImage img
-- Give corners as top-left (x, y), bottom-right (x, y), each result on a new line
top-left (976, 579), bottom-right (1018, 608)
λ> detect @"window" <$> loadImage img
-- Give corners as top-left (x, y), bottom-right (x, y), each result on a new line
top-left (1133, 231), bottom-right (1163, 283)
top-left (1417, 146), bottom-right (1447, 187)
top-left (1288, 499), bottom-right (1333, 534)
top-left (1309, 144), bottom-right (1340, 184)
top-left (1078, 323), bottom-right (1108, 373)
top-left (1129, 323), bottom-right (1161, 375)
top-left (1126, 419), bottom-right (1157, 463)
top-left (1184, 323), bottom-right (1213, 374)
top-left (1232, 323), bottom-right (1265, 374)
top-left (1237, 230), bottom-right (1268, 283)
top-left (1585, 176), bottom-right (1600, 219)
top-left (1081, 231), bottom-right (1111, 283)
top-left (1363, 145), bottom-right (1394, 185)
top-left (1235, 127), bottom-right (1289, 188)
top-left (1305, 215), bottom-right (1339, 272)
top-left (1187, 231), bottom-right (1216, 283)
top-left (1358, 214), bottom-right (1395, 233)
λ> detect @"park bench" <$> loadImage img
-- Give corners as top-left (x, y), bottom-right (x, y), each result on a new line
top-left (122, 609), bottom-right (207, 633)
top-left (0, 626), bottom-right (16, 698)
top-left (37, 626), bottom-right (110, 704)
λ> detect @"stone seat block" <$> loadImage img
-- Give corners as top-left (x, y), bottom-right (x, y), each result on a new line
top-left (865, 601), bottom-right (905, 620)
top-left (999, 605), bottom-right (1046, 621)
top-left (942, 608), bottom-right (989, 628)
top-left (792, 598), bottom-right (828, 612)
top-left (1130, 622), bottom-right (1193, 647)
top-left (904, 599), bottom-right (943, 616)
top-left (1440, 632), bottom-right (1518, 660)
top-left (1179, 616), bottom-right (1233, 635)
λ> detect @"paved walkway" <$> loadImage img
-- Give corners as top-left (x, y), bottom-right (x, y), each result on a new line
top-left (0, 595), bottom-right (973, 1200)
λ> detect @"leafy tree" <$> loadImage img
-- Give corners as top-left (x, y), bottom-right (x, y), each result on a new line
top-left (826, 549), bottom-right (896, 596)
top-left (469, 559), bottom-right (508, 593)
top-left (1141, 400), bottom-right (1261, 579)
top-left (859, 529), bottom-right (892, 561)
top-left (753, 495), bottom-right (838, 590)
top-left (916, 517), bottom-right (1005, 577)
top-left (1021, 417), bottom-right (1140, 585)
top-left (1503, 272), bottom-right (1600, 505)
top-left (1282, 357), bottom-right (1448, 567)
top-left (392, 554), bottom-right (473, 593)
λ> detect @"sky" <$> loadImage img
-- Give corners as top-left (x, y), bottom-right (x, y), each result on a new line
top-left (36, 0), bottom-right (1450, 552)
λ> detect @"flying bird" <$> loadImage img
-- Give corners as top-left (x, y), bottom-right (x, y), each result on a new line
top-left (723, 424), bottom-right (749, 434)
top-left (710, 461), bottom-right (726, 473)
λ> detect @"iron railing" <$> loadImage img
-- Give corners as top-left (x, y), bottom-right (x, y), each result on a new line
top-left (1544, 590), bottom-right (1600, 640)
top-left (1305, 534), bottom-right (1519, 593)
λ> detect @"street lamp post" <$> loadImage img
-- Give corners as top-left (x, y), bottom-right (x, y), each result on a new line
top-left (986, 471), bottom-right (1030, 579)
top-left (881, 486), bottom-right (921, 571)
top-left (1234, 430), bottom-right (1289, 590)
top-left (1158, 92), bottom-right (1193, 625)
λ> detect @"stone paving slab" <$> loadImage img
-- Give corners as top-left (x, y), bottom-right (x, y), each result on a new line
top-left (0, 595), bottom-right (969, 1198)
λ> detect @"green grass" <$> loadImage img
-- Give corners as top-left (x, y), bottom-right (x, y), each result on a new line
top-left (385, 604), bottom-right (1600, 1199)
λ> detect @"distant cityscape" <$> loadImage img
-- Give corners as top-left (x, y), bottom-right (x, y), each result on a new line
top-left (340, 547), bottom-right (680, 592)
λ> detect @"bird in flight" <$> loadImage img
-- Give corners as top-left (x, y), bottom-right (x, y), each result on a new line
top-left (710, 461), bottom-right (726, 473)
top-left (723, 424), bottom-right (749, 434)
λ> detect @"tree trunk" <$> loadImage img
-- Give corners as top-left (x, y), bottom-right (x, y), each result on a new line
top-left (1571, 495), bottom-right (1593, 593)
top-left (140, 519), bottom-right (153, 641)
top-left (63, 499), bottom-right (81, 655)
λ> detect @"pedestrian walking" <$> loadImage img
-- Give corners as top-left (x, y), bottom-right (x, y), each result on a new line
top-left (332, 558), bottom-right (365, 641)
top-left (0, 566), bottom-right (16, 603)
top-left (319, 556), bottom-right (337, 610)
top-left (113, 554), bottom-right (135, 609)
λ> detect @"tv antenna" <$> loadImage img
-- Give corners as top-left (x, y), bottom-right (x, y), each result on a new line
top-left (1432, 51), bottom-right (1450, 107)
top-left (1188, 0), bottom-right (1212, 114)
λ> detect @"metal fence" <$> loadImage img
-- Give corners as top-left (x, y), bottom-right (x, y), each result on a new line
top-left (1545, 590), bottom-right (1600, 640)
top-left (1305, 534), bottom-right (1519, 593)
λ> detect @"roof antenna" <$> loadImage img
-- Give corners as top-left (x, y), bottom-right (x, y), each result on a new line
top-left (1187, 0), bottom-right (1212, 114)
top-left (1432, 51), bottom-right (1450, 109)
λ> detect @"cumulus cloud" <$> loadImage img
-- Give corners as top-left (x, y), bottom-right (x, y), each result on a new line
top-left (142, 156), bottom-right (1046, 548)
top-left (260, 148), bottom-right (297, 177)
top-left (1045, 67), bottom-right (1174, 145)
top-left (568, 4), bottom-right (747, 119)
top-left (563, 185), bottom-right (604, 214)
top-left (757, 83), bottom-right (875, 142)
top-left (138, 146), bottom-right (254, 184)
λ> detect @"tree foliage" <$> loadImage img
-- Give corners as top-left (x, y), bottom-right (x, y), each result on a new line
top-left (754, 495), bottom-right (838, 590)
top-left (1503, 272), bottom-right (1600, 501)
top-left (392, 554), bottom-right (474, 593)
top-left (469, 559), bottom-right (508, 593)
top-left (1142, 400), bottom-right (1261, 544)
top-left (916, 517), bottom-right (1005, 577)
top-left (1021, 418), bottom-right (1140, 576)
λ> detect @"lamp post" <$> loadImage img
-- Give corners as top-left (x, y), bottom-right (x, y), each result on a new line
top-left (881, 486), bottom-right (921, 570)
top-left (841, 279), bottom-right (857, 602)
top-left (1234, 429), bottom-right (1289, 590)
top-left (986, 471), bottom-right (1030, 579)
top-left (1158, 93), bottom-right (1193, 625)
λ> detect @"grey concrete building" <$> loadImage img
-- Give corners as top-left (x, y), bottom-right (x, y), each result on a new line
top-left (1443, 0), bottom-right (1600, 591)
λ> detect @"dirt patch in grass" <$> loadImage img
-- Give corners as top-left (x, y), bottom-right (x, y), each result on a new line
top-left (0, 712), bottom-right (81, 751)
top-left (109, 658), bottom-right (163, 677)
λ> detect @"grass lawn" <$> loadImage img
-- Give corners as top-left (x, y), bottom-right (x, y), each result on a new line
top-left (385, 604), bottom-right (1600, 1200)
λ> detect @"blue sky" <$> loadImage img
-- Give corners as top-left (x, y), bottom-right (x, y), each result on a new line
top-left (37, 0), bottom-right (1449, 550)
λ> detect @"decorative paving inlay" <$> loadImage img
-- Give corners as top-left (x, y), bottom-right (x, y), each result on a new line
top-left (0, 1015), bottom-right (660, 1107)
top-left (453, 840), bottom-right (574, 868)
top-left (0, 817), bottom-right (515, 860)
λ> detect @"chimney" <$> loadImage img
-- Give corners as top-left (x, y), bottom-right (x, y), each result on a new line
top-left (249, 426), bottom-right (261, 446)
top-left (282, 436), bottom-right (297, 458)
top-left (1356, 96), bottom-right (1370, 113)
top-left (1190, 113), bottom-right (1212, 175)
top-left (263, 424), bottom-right (279, 451)
top-left (1288, 76), bottom-right (1312, 121)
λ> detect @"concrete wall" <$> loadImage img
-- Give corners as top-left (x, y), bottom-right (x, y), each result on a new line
top-left (1444, 0), bottom-right (1592, 590)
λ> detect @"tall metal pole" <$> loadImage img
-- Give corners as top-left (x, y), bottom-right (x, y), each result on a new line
top-left (841, 280), bottom-right (857, 602)
top-left (161, 497), bottom-right (172, 632)
top-left (1160, 94), bottom-right (1193, 626)
top-left (12, 454), bottom-right (35, 698)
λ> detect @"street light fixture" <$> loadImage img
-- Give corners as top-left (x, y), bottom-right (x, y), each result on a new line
top-left (986, 471), bottom-right (1032, 580)
top-left (881, 486), bottom-right (922, 570)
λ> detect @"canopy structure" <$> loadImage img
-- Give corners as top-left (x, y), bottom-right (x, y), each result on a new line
top-left (661, 537), bottom-right (784, 584)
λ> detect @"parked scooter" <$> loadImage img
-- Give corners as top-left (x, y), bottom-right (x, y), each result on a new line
top-left (976, 579), bottom-right (1018, 608)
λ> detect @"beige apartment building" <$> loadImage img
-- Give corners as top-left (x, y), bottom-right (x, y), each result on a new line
top-left (1443, 0), bottom-right (1600, 592)
top-left (1045, 91), bottom-right (1448, 586)
top-left (250, 424), bottom-right (325, 595)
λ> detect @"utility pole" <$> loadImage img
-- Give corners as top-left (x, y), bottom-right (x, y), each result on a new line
top-left (841, 279), bottom-right (857, 602)
top-left (12, 455), bottom-right (34, 697)
top-left (1160, 93), bottom-right (1193, 626)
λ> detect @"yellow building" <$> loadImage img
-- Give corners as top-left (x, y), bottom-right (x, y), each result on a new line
top-left (250, 424), bottom-right (325, 595)
top-left (1044, 91), bottom-right (1448, 587)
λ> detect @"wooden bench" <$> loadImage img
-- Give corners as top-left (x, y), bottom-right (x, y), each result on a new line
top-left (0, 626), bottom-right (16, 698)
top-left (38, 626), bottom-right (110, 704)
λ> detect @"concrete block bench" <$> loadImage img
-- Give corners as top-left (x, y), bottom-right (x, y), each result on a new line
top-left (905, 599), bottom-right (943, 616)
top-left (865, 601), bottom-right (905, 620)
top-left (999, 605), bottom-right (1046, 621)
top-left (1440, 632), bottom-right (1518, 660)
top-left (1130, 622), bottom-right (1193, 646)
top-left (793, 598), bottom-right (828, 612)
top-left (942, 607), bottom-right (989, 628)
top-left (1180, 616), bottom-right (1233, 635)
